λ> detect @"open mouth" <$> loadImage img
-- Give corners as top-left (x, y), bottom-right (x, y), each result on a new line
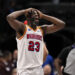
top-left (35, 18), bottom-right (39, 21)
top-left (35, 19), bottom-right (39, 23)
top-left (31, 17), bottom-right (39, 23)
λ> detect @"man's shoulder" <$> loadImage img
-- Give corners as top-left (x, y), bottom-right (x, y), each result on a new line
top-left (58, 44), bottom-right (74, 59)
top-left (63, 44), bottom-right (73, 52)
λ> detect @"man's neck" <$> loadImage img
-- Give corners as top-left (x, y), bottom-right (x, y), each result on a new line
top-left (28, 21), bottom-right (37, 30)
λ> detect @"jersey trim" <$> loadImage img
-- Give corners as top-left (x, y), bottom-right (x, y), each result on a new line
top-left (27, 25), bottom-right (39, 32)
top-left (18, 26), bottom-right (27, 40)
top-left (38, 26), bottom-right (44, 36)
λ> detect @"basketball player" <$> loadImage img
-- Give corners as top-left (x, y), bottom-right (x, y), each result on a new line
top-left (23, 20), bottom-right (48, 62)
top-left (7, 8), bottom-right (65, 75)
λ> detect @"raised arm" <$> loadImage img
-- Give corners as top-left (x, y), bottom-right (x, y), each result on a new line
top-left (37, 10), bottom-right (65, 35)
top-left (6, 8), bottom-right (33, 34)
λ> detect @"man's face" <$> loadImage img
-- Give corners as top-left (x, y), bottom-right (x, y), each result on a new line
top-left (13, 50), bottom-right (17, 60)
top-left (8, 53), bottom-right (12, 62)
top-left (29, 10), bottom-right (39, 26)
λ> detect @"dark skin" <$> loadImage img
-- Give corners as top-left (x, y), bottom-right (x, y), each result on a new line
top-left (6, 8), bottom-right (65, 38)
top-left (26, 9), bottom-right (40, 30)
top-left (54, 58), bottom-right (63, 75)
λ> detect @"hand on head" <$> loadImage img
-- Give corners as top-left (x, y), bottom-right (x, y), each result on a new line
top-left (25, 8), bottom-right (35, 17)
top-left (25, 8), bottom-right (43, 19)
top-left (35, 9), bottom-right (43, 19)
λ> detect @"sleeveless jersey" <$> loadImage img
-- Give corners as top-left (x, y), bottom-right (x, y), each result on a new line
top-left (16, 25), bottom-right (44, 73)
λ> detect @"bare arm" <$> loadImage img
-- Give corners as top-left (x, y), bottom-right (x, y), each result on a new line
top-left (42, 14), bottom-right (65, 34)
top-left (6, 8), bottom-right (33, 33)
top-left (54, 58), bottom-right (63, 75)
top-left (37, 10), bottom-right (65, 35)
top-left (43, 43), bottom-right (48, 62)
top-left (6, 10), bottom-right (26, 33)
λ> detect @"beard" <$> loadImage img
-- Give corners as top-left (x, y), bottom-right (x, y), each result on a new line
top-left (33, 20), bottom-right (39, 26)
top-left (30, 18), bottom-right (39, 26)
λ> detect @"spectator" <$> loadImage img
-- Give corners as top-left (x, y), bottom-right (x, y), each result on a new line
top-left (54, 43), bottom-right (75, 75)
top-left (0, 50), bottom-right (3, 61)
top-left (8, 0), bottom-right (16, 13)
top-left (0, 50), bottom-right (12, 75)
top-left (13, 49), bottom-right (17, 60)
top-left (42, 54), bottom-right (55, 75)
top-left (12, 49), bottom-right (17, 68)
top-left (0, 50), bottom-right (3, 70)
top-left (12, 68), bottom-right (17, 75)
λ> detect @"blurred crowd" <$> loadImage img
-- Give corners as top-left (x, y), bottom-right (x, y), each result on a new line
top-left (0, 43), bottom-right (75, 75)
top-left (0, 49), bottom-right (55, 75)
top-left (0, 49), bottom-right (17, 75)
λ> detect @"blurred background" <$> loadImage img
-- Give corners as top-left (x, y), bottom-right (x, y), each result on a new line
top-left (0, 0), bottom-right (75, 58)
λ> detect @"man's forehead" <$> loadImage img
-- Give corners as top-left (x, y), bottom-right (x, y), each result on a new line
top-left (32, 10), bottom-right (38, 14)
top-left (34, 10), bottom-right (37, 13)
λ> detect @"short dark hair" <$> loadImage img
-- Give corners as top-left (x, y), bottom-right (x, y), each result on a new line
top-left (26, 9), bottom-right (39, 18)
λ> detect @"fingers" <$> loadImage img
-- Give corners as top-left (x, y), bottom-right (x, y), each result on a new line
top-left (36, 9), bottom-right (43, 19)
top-left (27, 8), bottom-right (35, 11)
top-left (25, 8), bottom-right (43, 19)
top-left (25, 8), bottom-right (34, 15)
top-left (25, 8), bottom-right (32, 17)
